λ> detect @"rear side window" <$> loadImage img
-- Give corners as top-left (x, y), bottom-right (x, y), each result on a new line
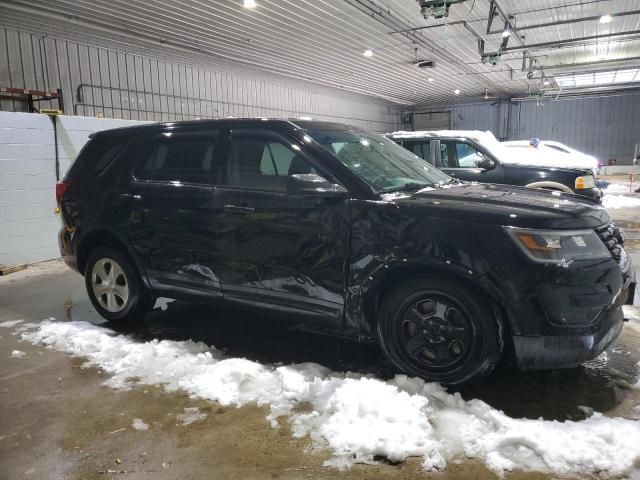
top-left (68, 135), bottom-right (129, 177)
top-left (135, 133), bottom-right (218, 184)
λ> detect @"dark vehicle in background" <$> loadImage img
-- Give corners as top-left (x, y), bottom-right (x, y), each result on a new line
top-left (56, 119), bottom-right (634, 385)
top-left (388, 130), bottom-right (602, 201)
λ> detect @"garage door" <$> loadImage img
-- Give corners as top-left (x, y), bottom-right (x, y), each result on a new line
top-left (413, 111), bottom-right (451, 130)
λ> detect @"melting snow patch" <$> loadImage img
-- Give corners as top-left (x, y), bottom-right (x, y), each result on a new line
top-left (10, 349), bottom-right (26, 359)
top-left (131, 418), bottom-right (149, 431)
top-left (17, 319), bottom-right (640, 477)
top-left (0, 320), bottom-right (24, 328)
top-left (177, 407), bottom-right (207, 426)
top-left (602, 194), bottom-right (640, 209)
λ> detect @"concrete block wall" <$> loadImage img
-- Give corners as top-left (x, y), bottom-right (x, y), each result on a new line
top-left (0, 112), bottom-right (149, 268)
top-left (0, 112), bottom-right (58, 267)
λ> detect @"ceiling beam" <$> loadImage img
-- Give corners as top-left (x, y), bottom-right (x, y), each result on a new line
top-left (487, 9), bottom-right (640, 34)
top-left (483, 30), bottom-right (640, 57)
top-left (531, 56), bottom-right (640, 72)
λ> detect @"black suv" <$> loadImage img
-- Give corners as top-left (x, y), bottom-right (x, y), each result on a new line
top-left (56, 119), bottom-right (635, 385)
top-left (388, 131), bottom-right (602, 201)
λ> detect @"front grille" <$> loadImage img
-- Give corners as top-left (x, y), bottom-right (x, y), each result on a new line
top-left (595, 223), bottom-right (625, 264)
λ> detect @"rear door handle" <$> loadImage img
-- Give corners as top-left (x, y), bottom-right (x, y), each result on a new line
top-left (224, 204), bottom-right (255, 214)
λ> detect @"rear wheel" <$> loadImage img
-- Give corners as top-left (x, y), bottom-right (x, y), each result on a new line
top-left (377, 276), bottom-right (502, 386)
top-left (85, 246), bottom-right (152, 322)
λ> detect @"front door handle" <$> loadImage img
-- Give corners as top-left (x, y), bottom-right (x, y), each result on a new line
top-left (224, 204), bottom-right (255, 214)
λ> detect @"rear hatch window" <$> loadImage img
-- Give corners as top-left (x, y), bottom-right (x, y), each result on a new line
top-left (66, 135), bottom-right (130, 178)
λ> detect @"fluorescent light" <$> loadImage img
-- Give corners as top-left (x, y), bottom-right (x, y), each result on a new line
top-left (599, 14), bottom-right (613, 23)
top-left (427, 77), bottom-right (434, 82)
top-left (298, 116), bottom-right (313, 120)
top-left (454, 89), bottom-right (461, 95)
top-left (555, 68), bottom-right (640, 88)
top-left (501, 29), bottom-right (511, 38)
top-left (363, 49), bottom-right (374, 57)
top-left (243, 0), bottom-right (257, 8)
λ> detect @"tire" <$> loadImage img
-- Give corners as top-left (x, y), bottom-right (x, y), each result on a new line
top-left (377, 276), bottom-right (502, 386)
top-left (84, 246), bottom-right (152, 323)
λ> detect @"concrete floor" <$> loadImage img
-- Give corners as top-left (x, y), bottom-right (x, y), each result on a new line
top-left (1, 196), bottom-right (639, 479)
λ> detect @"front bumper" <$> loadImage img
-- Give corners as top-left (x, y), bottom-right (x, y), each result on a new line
top-left (512, 271), bottom-right (635, 369)
top-left (512, 307), bottom-right (624, 369)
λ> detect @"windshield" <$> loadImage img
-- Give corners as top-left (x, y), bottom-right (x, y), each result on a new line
top-left (305, 129), bottom-right (452, 192)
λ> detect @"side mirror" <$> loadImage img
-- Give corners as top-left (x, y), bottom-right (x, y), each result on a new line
top-left (477, 157), bottom-right (495, 170)
top-left (287, 174), bottom-right (348, 197)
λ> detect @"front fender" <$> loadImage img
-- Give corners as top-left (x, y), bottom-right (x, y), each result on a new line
top-left (345, 202), bottom-right (501, 338)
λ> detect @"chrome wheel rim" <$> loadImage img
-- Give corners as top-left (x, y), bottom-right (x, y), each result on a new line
top-left (91, 258), bottom-right (129, 313)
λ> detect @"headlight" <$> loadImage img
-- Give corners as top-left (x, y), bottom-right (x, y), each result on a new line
top-left (575, 175), bottom-right (595, 189)
top-left (505, 227), bottom-right (611, 264)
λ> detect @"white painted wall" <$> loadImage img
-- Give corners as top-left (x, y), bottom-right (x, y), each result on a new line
top-left (0, 112), bottom-right (57, 268)
top-left (0, 112), bottom-right (148, 268)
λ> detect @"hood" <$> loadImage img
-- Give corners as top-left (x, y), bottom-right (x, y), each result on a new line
top-left (389, 183), bottom-right (610, 230)
top-left (500, 146), bottom-right (596, 172)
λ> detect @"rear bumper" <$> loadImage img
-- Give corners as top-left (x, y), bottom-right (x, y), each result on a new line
top-left (58, 226), bottom-right (80, 274)
top-left (512, 306), bottom-right (624, 369)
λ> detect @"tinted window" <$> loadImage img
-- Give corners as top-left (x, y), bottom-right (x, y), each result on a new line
top-left (403, 141), bottom-right (431, 162)
top-left (455, 142), bottom-right (484, 167)
top-left (136, 133), bottom-right (217, 184)
top-left (68, 135), bottom-right (129, 177)
top-left (225, 134), bottom-right (316, 192)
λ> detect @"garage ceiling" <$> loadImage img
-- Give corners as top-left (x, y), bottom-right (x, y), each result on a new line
top-left (1, 0), bottom-right (640, 106)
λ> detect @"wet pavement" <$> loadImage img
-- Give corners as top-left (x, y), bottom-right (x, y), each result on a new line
top-left (1, 187), bottom-right (640, 478)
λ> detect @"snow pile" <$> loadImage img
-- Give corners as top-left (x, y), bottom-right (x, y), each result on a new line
top-left (602, 194), bottom-right (640, 209)
top-left (17, 320), bottom-right (640, 477)
top-left (10, 349), bottom-right (26, 359)
top-left (602, 183), bottom-right (635, 195)
top-left (177, 407), bottom-right (207, 425)
top-left (601, 182), bottom-right (640, 209)
top-left (131, 418), bottom-right (149, 431)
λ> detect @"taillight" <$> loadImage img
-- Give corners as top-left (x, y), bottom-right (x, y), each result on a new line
top-left (56, 181), bottom-right (70, 205)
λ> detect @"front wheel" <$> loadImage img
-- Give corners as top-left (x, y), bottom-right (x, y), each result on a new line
top-left (377, 277), bottom-right (502, 386)
top-left (85, 246), bottom-right (152, 323)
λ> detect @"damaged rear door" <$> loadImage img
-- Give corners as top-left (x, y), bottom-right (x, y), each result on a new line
top-left (126, 128), bottom-right (224, 297)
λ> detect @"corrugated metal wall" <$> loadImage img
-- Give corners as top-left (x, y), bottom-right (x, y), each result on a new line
top-left (414, 94), bottom-right (640, 165)
top-left (509, 96), bottom-right (640, 165)
top-left (0, 27), bottom-right (401, 132)
top-left (449, 103), bottom-right (504, 134)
